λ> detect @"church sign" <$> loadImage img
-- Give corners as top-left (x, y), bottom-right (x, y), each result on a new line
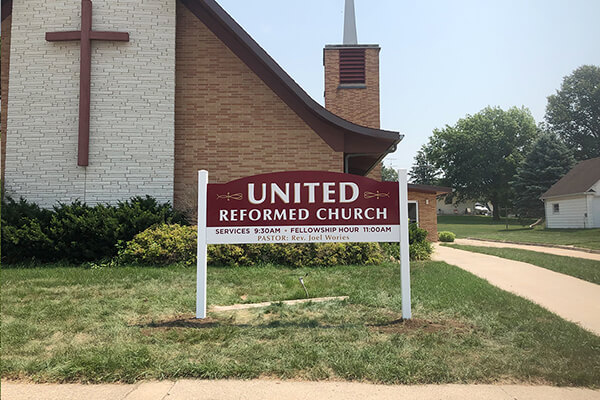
top-left (206, 171), bottom-right (400, 244)
top-left (196, 170), bottom-right (412, 320)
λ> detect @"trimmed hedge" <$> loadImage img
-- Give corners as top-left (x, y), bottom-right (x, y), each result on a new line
top-left (438, 231), bottom-right (456, 243)
top-left (118, 224), bottom-right (385, 267)
top-left (118, 222), bottom-right (433, 267)
top-left (1, 196), bottom-right (187, 263)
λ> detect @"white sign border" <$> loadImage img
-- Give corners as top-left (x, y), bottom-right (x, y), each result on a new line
top-left (196, 170), bottom-right (411, 320)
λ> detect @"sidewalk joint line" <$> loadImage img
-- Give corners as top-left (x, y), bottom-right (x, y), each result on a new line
top-left (160, 381), bottom-right (177, 400)
top-left (121, 382), bottom-right (141, 400)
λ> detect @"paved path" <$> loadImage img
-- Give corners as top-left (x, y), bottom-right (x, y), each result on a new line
top-left (433, 244), bottom-right (600, 336)
top-left (455, 239), bottom-right (600, 261)
top-left (3, 380), bottom-right (600, 400)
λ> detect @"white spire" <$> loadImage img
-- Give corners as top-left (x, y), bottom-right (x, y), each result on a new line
top-left (343, 0), bottom-right (358, 45)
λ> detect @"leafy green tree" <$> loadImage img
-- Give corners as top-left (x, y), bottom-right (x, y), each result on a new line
top-left (381, 165), bottom-right (398, 182)
top-left (545, 65), bottom-right (600, 161)
top-left (409, 147), bottom-right (439, 184)
top-left (511, 132), bottom-right (575, 218)
top-left (427, 106), bottom-right (538, 219)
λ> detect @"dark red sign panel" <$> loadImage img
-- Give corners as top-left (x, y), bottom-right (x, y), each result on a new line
top-left (207, 171), bottom-right (399, 227)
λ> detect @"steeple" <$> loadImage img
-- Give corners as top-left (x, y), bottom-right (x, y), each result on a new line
top-left (343, 0), bottom-right (358, 45)
top-left (324, 0), bottom-right (381, 131)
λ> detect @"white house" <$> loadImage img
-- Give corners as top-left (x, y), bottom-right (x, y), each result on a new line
top-left (540, 157), bottom-right (600, 229)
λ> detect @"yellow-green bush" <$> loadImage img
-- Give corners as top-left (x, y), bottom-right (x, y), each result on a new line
top-left (438, 231), bottom-right (456, 242)
top-left (118, 224), bottom-right (387, 267)
top-left (118, 224), bottom-right (196, 266)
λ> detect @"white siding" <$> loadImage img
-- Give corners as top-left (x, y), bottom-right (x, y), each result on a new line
top-left (592, 197), bottom-right (600, 228)
top-left (545, 195), bottom-right (589, 229)
top-left (587, 179), bottom-right (600, 228)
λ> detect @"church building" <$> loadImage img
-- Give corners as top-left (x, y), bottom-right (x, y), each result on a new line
top-left (1, 0), bottom-right (446, 239)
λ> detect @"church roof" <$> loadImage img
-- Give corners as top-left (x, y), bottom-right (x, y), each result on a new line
top-left (2, 0), bottom-right (402, 175)
top-left (540, 157), bottom-right (600, 199)
top-left (1, 0), bottom-right (11, 21)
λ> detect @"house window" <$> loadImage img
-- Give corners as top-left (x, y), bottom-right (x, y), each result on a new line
top-left (408, 201), bottom-right (419, 224)
top-left (553, 204), bottom-right (560, 214)
top-left (339, 49), bottom-right (366, 85)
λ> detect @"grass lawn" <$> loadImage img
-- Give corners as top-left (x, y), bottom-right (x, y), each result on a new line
top-left (444, 244), bottom-right (600, 285)
top-left (438, 215), bottom-right (600, 250)
top-left (2, 262), bottom-right (600, 386)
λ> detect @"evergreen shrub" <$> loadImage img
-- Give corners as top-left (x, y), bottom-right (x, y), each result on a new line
top-left (438, 231), bottom-right (456, 242)
top-left (1, 196), bottom-right (186, 264)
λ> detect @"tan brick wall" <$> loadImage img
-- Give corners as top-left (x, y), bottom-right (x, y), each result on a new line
top-left (408, 191), bottom-right (438, 241)
top-left (174, 2), bottom-right (343, 215)
top-left (324, 47), bottom-right (380, 129)
top-left (367, 163), bottom-right (382, 181)
top-left (1, 15), bottom-right (11, 185)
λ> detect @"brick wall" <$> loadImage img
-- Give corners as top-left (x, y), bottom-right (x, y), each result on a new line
top-left (409, 191), bottom-right (439, 241)
top-left (3, 0), bottom-right (176, 208)
top-left (174, 2), bottom-right (343, 215)
top-left (324, 46), bottom-right (381, 129)
top-left (324, 46), bottom-right (382, 181)
top-left (1, 14), bottom-right (11, 185)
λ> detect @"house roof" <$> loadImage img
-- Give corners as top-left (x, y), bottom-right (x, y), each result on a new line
top-left (540, 157), bottom-right (600, 199)
top-left (2, 0), bottom-right (402, 176)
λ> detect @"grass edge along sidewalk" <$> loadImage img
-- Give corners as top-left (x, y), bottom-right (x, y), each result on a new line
top-left (2, 262), bottom-right (600, 386)
top-left (443, 244), bottom-right (600, 285)
top-left (437, 215), bottom-right (600, 250)
top-left (3, 381), bottom-right (600, 400)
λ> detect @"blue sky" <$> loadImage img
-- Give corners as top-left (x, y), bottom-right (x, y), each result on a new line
top-left (218, 0), bottom-right (600, 170)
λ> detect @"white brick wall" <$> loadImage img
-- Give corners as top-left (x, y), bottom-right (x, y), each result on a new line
top-left (4, 0), bottom-right (176, 207)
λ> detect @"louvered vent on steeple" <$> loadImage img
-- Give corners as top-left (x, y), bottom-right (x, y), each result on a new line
top-left (339, 48), bottom-right (365, 84)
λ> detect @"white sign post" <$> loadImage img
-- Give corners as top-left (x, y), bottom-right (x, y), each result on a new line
top-left (398, 169), bottom-right (411, 319)
top-left (195, 169), bottom-right (412, 320)
top-left (196, 170), bottom-right (208, 319)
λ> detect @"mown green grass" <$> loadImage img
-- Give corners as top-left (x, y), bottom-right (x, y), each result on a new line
top-left (2, 263), bottom-right (600, 386)
top-left (438, 215), bottom-right (600, 250)
top-left (444, 244), bottom-right (600, 285)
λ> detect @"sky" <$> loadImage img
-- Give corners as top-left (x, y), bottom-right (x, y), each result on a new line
top-left (217, 0), bottom-right (600, 170)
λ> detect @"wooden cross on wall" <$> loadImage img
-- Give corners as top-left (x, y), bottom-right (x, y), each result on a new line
top-left (46, 0), bottom-right (129, 167)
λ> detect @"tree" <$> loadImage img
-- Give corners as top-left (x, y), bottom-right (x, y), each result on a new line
top-left (381, 165), bottom-right (398, 182)
top-left (545, 65), bottom-right (600, 161)
top-left (409, 147), bottom-right (439, 184)
top-left (426, 106), bottom-right (538, 219)
top-left (511, 132), bottom-right (575, 218)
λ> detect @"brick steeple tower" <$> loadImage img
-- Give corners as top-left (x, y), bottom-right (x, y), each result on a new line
top-left (324, 0), bottom-right (380, 130)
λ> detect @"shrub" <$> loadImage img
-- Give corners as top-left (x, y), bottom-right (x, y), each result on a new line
top-left (410, 241), bottom-right (433, 261)
top-left (118, 224), bottom-right (387, 267)
top-left (380, 223), bottom-right (433, 261)
top-left (119, 223), bottom-right (438, 267)
top-left (1, 196), bottom-right (187, 264)
top-left (1, 198), bottom-right (54, 263)
top-left (438, 231), bottom-right (456, 242)
top-left (118, 224), bottom-right (196, 266)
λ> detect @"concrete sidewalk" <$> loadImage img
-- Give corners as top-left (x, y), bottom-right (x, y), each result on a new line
top-left (454, 238), bottom-right (600, 261)
top-left (2, 380), bottom-right (600, 400)
top-left (433, 244), bottom-right (600, 336)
